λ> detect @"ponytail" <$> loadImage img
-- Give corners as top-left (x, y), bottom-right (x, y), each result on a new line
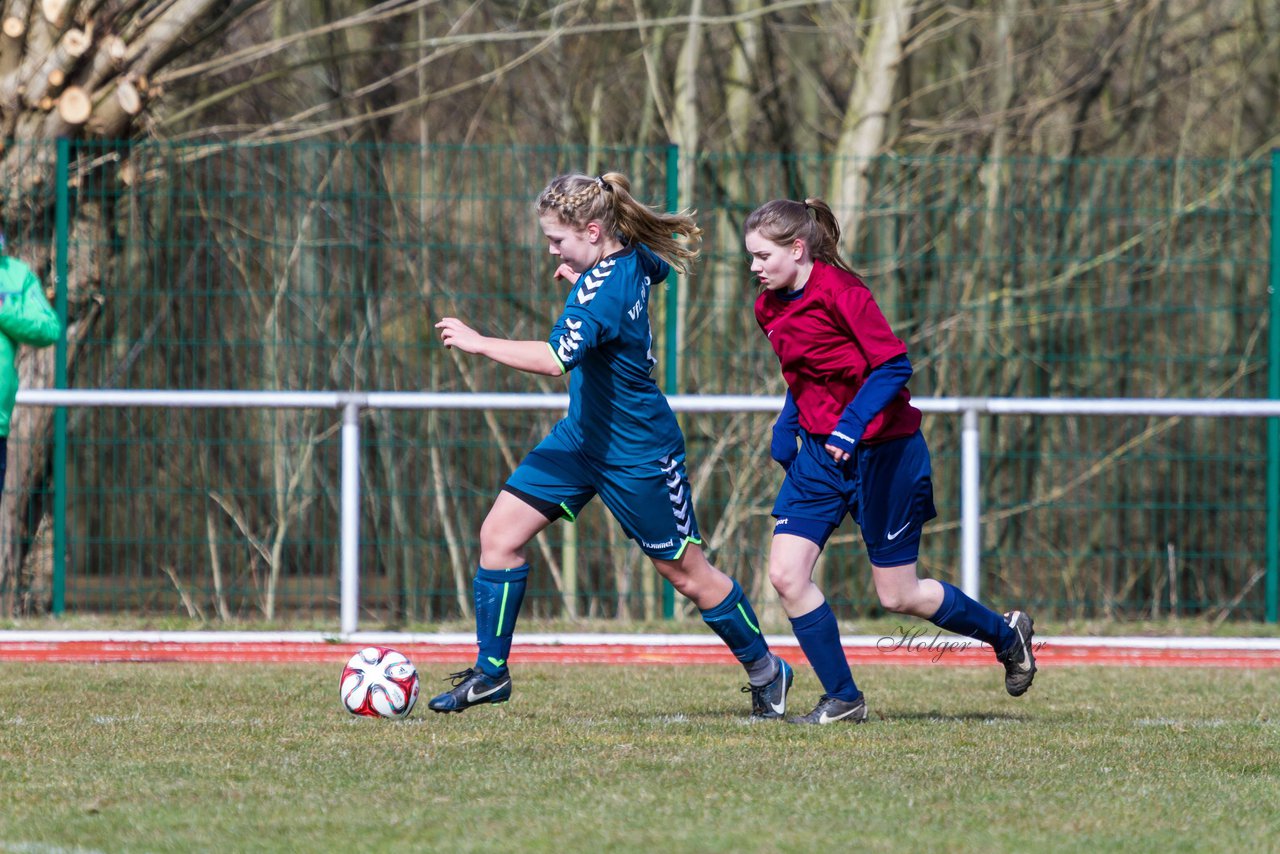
top-left (536, 172), bottom-right (702, 274)
top-left (743, 197), bottom-right (857, 276)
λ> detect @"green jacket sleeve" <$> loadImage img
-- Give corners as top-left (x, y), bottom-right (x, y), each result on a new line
top-left (0, 259), bottom-right (60, 348)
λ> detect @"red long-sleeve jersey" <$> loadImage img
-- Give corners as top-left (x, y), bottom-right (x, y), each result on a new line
top-left (754, 260), bottom-right (922, 443)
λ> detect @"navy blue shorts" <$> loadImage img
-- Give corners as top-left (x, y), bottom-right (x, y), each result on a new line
top-left (772, 430), bottom-right (936, 566)
top-left (504, 421), bottom-right (702, 560)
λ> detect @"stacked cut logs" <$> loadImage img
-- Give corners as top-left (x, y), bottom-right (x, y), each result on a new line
top-left (0, 0), bottom-right (157, 140)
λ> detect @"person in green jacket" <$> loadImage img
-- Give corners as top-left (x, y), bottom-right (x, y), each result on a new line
top-left (0, 231), bottom-right (61, 487)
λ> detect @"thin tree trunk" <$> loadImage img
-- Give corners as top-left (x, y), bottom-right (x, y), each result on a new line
top-left (429, 439), bottom-right (472, 621)
top-left (670, 0), bottom-right (701, 365)
top-left (17, 511), bottom-right (54, 615)
top-left (0, 238), bottom-right (100, 613)
top-left (711, 0), bottom-right (761, 333)
top-left (830, 0), bottom-right (911, 249)
top-left (205, 505), bottom-right (232, 621)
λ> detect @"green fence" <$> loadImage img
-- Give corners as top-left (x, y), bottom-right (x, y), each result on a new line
top-left (0, 141), bottom-right (1275, 626)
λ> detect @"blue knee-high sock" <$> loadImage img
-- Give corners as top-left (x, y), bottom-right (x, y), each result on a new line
top-left (474, 564), bottom-right (529, 676)
top-left (701, 579), bottom-right (770, 666)
top-left (790, 601), bottom-right (859, 701)
top-left (929, 581), bottom-right (1015, 653)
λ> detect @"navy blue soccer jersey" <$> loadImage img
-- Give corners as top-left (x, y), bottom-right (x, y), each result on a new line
top-left (545, 243), bottom-right (682, 464)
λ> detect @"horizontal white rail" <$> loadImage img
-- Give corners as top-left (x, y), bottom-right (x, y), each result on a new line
top-left (17, 389), bottom-right (1280, 632)
top-left (19, 388), bottom-right (1280, 417)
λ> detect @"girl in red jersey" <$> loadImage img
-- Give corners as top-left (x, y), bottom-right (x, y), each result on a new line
top-left (744, 198), bottom-right (1036, 724)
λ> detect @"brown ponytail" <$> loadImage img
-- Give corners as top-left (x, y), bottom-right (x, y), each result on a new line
top-left (743, 197), bottom-right (857, 276)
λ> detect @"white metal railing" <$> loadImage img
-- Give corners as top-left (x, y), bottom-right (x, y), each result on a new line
top-left (17, 389), bottom-right (1280, 633)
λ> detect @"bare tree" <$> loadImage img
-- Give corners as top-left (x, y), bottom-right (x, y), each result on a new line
top-left (830, 0), bottom-right (912, 249)
top-left (6, 0), bottom-right (1279, 620)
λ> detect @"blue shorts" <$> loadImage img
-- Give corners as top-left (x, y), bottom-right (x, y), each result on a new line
top-left (773, 430), bottom-right (936, 566)
top-left (504, 421), bottom-right (702, 560)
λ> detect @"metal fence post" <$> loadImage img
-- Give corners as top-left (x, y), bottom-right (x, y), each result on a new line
top-left (52, 138), bottom-right (69, 616)
top-left (1268, 148), bottom-right (1279, 624)
top-left (961, 406), bottom-right (982, 600)
top-left (340, 399), bottom-right (362, 635)
top-left (662, 142), bottom-right (679, 621)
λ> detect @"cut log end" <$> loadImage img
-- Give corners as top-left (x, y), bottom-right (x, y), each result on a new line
top-left (42, 0), bottom-right (71, 28)
top-left (2, 17), bottom-right (25, 39)
top-left (56, 85), bottom-right (90, 125)
top-left (62, 28), bottom-right (91, 58)
top-left (116, 79), bottom-right (141, 115)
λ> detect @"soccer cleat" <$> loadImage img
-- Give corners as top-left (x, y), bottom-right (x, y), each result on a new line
top-left (427, 667), bottom-right (512, 713)
top-left (788, 693), bottom-right (868, 725)
top-left (743, 656), bottom-right (793, 720)
top-left (997, 610), bottom-right (1037, 696)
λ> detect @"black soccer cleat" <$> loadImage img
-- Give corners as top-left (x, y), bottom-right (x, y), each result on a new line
top-left (788, 693), bottom-right (868, 725)
top-left (427, 667), bottom-right (512, 713)
top-left (743, 656), bottom-right (793, 720)
top-left (997, 610), bottom-right (1037, 696)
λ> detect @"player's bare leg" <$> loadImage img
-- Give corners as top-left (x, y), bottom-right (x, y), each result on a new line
top-left (767, 533), bottom-right (825, 618)
top-left (652, 544), bottom-right (793, 719)
top-left (873, 562), bottom-right (1036, 696)
top-left (428, 492), bottom-right (554, 713)
top-left (478, 490), bottom-right (557, 569)
top-left (649, 543), bottom-right (731, 610)
top-left (870, 562), bottom-right (944, 618)
top-left (768, 534), bottom-right (865, 724)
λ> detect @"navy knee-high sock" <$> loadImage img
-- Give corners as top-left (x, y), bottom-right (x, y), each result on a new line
top-left (790, 601), bottom-right (859, 701)
top-left (929, 581), bottom-right (1015, 653)
top-left (473, 564), bottom-right (529, 676)
top-left (701, 579), bottom-right (771, 669)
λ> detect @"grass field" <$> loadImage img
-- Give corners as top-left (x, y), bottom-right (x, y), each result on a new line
top-left (1, 660), bottom-right (1276, 853)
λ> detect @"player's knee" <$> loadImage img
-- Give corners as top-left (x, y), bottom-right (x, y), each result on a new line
top-left (668, 573), bottom-right (698, 599)
top-left (876, 588), bottom-right (912, 614)
top-left (768, 563), bottom-right (807, 602)
top-left (657, 547), bottom-right (730, 603)
top-left (478, 522), bottom-right (524, 567)
top-left (653, 561), bottom-right (698, 598)
top-left (877, 587), bottom-right (930, 616)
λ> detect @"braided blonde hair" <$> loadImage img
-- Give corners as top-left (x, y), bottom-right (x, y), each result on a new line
top-left (535, 172), bottom-right (702, 274)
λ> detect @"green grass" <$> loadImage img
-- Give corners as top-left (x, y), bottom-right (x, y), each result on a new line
top-left (0, 662), bottom-right (1276, 853)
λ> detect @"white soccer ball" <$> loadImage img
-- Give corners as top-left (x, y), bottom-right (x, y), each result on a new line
top-left (339, 646), bottom-right (420, 719)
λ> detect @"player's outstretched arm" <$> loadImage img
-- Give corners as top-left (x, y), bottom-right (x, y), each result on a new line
top-left (553, 263), bottom-right (580, 284)
top-left (436, 317), bottom-right (563, 376)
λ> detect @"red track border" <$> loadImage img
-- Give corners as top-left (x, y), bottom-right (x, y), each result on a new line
top-left (2, 637), bottom-right (1279, 667)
